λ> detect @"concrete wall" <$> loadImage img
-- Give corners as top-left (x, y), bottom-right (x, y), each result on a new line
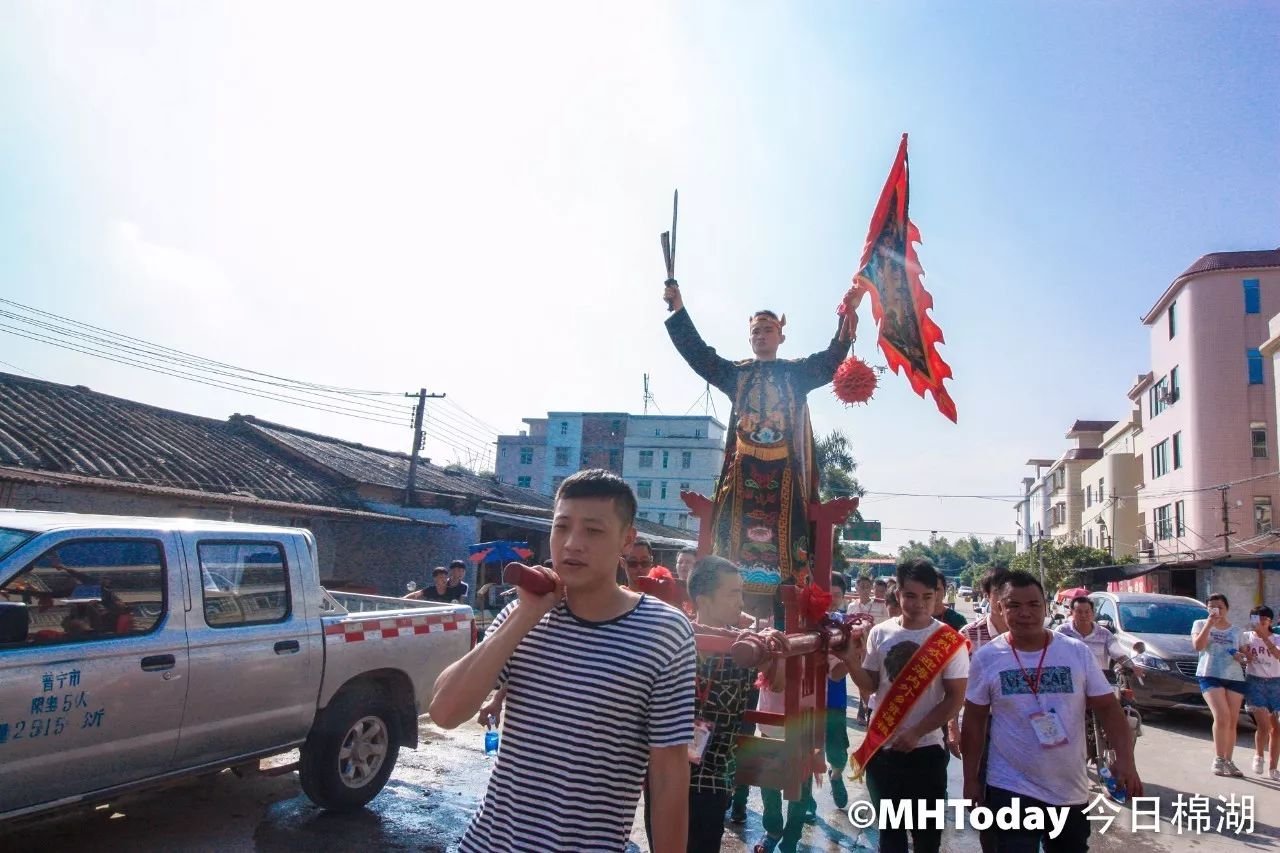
top-left (1080, 418), bottom-right (1143, 557)
top-left (1200, 567), bottom-right (1280, 631)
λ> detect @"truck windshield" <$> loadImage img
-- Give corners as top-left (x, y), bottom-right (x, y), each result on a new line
top-left (1119, 601), bottom-right (1207, 635)
top-left (0, 527), bottom-right (34, 561)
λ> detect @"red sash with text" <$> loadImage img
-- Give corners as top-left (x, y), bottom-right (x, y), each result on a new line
top-left (850, 624), bottom-right (966, 779)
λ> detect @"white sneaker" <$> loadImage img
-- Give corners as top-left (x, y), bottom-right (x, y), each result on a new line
top-left (1213, 757), bottom-right (1228, 776)
top-left (1224, 760), bottom-right (1245, 778)
top-left (1254, 755), bottom-right (1266, 774)
top-left (1271, 768), bottom-right (1280, 781)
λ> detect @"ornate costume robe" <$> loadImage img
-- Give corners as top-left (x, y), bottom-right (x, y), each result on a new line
top-left (666, 308), bottom-right (849, 593)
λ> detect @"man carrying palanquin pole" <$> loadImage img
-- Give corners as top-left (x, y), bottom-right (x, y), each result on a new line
top-left (663, 280), bottom-right (859, 607)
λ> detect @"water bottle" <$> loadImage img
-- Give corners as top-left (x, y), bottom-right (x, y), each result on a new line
top-left (484, 715), bottom-right (499, 757)
top-left (1099, 766), bottom-right (1127, 804)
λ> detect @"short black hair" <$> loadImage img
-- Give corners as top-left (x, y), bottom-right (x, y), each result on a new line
top-left (1070, 595), bottom-right (1094, 611)
top-left (830, 573), bottom-right (847, 594)
top-left (1207, 592), bottom-right (1229, 608)
top-left (556, 468), bottom-right (637, 527)
top-left (981, 568), bottom-right (1012, 596)
top-left (897, 557), bottom-right (941, 590)
top-left (633, 539), bottom-right (654, 556)
top-left (885, 590), bottom-right (899, 608)
top-left (856, 574), bottom-right (873, 585)
top-left (449, 559), bottom-right (466, 570)
top-left (873, 577), bottom-right (888, 587)
top-left (679, 546), bottom-right (697, 556)
top-left (1251, 605), bottom-right (1274, 621)
top-left (997, 570), bottom-right (1044, 599)
top-left (431, 566), bottom-right (447, 576)
top-left (687, 555), bottom-right (740, 603)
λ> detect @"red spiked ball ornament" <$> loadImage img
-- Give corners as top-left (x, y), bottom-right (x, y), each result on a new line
top-left (833, 355), bottom-right (878, 405)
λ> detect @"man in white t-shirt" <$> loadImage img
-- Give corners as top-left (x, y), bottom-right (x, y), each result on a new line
top-left (847, 559), bottom-right (968, 853)
top-left (962, 571), bottom-right (1142, 852)
top-left (1055, 595), bottom-right (1126, 674)
top-left (847, 574), bottom-right (889, 725)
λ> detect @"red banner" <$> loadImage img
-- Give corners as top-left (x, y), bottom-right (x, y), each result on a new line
top-left (850, 134), bottom-right (957, 422)
top-left (850, 623), bottom-right (966, 778)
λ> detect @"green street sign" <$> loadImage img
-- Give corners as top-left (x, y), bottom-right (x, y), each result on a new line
top-left (842, 521), bottom-right (882, 542)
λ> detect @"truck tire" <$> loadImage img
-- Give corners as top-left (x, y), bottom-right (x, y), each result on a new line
top-left (299, 688), bottom-right (400, 811)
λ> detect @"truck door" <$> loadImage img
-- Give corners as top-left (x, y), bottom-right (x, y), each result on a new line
top-left (0, 534), bottom-right (188, 815)
top-left (173, 534), bottom-right (316, 767)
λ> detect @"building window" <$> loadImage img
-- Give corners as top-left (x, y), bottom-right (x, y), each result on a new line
top-left (611, 419), bottom-right (622, 432)
top-left (1168, 300), bottom-right (1176, 339)
top-left (1154, 504), bottom-right (1172, 541)
top-left (1244, 278), bottom-right (1261, 314)
top-left (552, 475), bottom-right (565, 490)
top-left (639, 450), bottom-right (654, 468)
top-left (520, 447), bottom-right (533, 465)
top-left (679, 481), bottom-right (690, 493)
top-left (1175, 500), bottom-right (1186, 537)
top-left (681, 451), bottom-right (692, 469)
top-left (637, 480), bottom-right (652, 499)
top-left (677, 514), bottom-right (688, 529)
top-left (560, 421), bottom-right (568, 436)
top-left (1098, 477), bottom-right (1105, 502)
top-left (1172, 432), bottom-right (1182, 469)
top-left (1149, 375), bottom-right (1172, 417)
top-left (608, 449), bottom-right (621, 468)
top-left (517, 476), bottom-right (531, 488)
top-left (658, 513), bottom-right (666, 526)
top-left (554, 447), bottom-right (569, 467)
top-left (1252, 422), bottom-right (1268, 459)
top-left (581, 452), bottom-right (592, 466)
top-left (654, 428), bottom-right (662, 436)
top-left (1086, 528), bottom-right (1094, 548)
top-left (638, 511), bottom-right (650, 520)
top-left (1256, 496), bottom-right (1273, 534)
top-left (1169, 366), bottom-right (1180, 403)
top-left (660, 481), bottom-right (668, 499)
top-left (1086, 486), bottom-right (1093, 508)
top-left (1248, 348), bottom-right (1265, 385)
top-left (501, 447), bottom-right (507, 458)
top-left (662, 450), bottom-right (670, 469)
top-left (1151, 440), bottom-right (1170, 479)
top-left (695, 428), bottom-right (702, 438)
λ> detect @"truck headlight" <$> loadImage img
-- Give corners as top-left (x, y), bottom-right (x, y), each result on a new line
top-left (1133, 653), bottom-right (1171, 671)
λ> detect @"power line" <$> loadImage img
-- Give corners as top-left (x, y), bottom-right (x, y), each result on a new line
top-left (0, 307), bottom-right (415, 420)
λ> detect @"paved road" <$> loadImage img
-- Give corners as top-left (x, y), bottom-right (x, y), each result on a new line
top-left (3, 602), bottom-right (1276, 851)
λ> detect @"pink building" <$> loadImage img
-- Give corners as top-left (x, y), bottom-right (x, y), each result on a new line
top-left (1130, 249), bottom-right (1280, 563)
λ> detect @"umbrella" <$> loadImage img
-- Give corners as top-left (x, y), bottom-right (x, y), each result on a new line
top-left (1056, 586), bottom-right (1089, 601)
top-left (469, 540), bottom-right (534, 564)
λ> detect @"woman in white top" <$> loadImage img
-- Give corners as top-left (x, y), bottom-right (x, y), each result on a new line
top-left (1191, 593), bottom-right (1249, 777)
top-left (1241, 605), bottom-right (1280, 780)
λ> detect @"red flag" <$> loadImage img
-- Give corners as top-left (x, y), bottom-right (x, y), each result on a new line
top-left (849, 135), bottom-right (956, 422)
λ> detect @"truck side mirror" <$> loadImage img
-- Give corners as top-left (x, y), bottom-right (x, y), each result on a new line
top-left (0, 601), bottom-right (29, 644)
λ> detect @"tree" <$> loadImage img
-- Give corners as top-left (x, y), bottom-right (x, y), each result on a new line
top-left (815, 429), bottom-right (866, 573)
top-left (1008, 540), bottom-right (1133, 593)
top-left (897, 535), bottom-right (1015, 585)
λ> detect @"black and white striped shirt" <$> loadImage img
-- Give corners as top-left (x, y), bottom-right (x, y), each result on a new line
top-left (459, 595), bottom-right (696, 853)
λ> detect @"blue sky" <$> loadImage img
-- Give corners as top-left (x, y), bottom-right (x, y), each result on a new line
top-left (1, 2), bottom-right (1277, 551)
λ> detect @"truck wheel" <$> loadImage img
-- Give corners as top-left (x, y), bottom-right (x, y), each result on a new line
top-left (299, 689), bottom-right (400, 811)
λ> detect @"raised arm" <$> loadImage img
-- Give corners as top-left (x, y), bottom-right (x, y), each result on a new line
top-left (663, 284), bottom-right (736, 393)
top-left (793, 318), bottom-right (853, 393)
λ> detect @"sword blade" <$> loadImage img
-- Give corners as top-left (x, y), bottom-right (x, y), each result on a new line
top-left (671, 189), bottom-right (679, 275)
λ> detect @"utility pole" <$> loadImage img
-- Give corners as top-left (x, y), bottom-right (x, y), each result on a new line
top-left (404, 388), bottom-right (445, 506)
top-left (1218, 486), bottom-right (1235, 556)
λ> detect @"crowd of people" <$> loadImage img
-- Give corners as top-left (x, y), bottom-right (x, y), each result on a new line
top-left (426, 470), bottom-right (1162, 852)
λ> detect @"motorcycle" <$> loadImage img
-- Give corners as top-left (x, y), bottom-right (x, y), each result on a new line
top-left (1087, 641), bottom-right (1145, 775)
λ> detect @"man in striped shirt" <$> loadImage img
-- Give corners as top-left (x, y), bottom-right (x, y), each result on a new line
top-left (960, 568), bottom-right (1011, 651)
top-left (430, 470), bottom-right (697, 852)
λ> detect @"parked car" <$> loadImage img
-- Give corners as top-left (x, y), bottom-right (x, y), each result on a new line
top-left (0, 511), bottom-right (473, 821)
top-left (1089, 591), bottom-right (1208, 711)
top-left (958, 585), bottom-right (974, 601)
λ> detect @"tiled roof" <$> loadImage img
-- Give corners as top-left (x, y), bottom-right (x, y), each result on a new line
top-left (1143, 248), bottom-right (1280, 323)
top-left (1177, 248), bottom-right (1280, 281)
top-left (0, 373), bottom-right (352, 507)
top-left (239, 417), bottom-right (553, 508)
top-left (1066, 420), bottom-right (1117, 437)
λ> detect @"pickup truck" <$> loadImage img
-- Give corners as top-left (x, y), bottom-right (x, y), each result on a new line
top-left (0, 511), bottom-right (472, 821)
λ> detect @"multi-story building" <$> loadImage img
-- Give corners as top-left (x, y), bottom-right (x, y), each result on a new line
top-left (1078, 409), bottom-right (1144, 558)
top-left (1042, 421), bottom-right (1115, 543)
top-left (495, 411), bottom-right (725, 531)
top-left (622, 415), bottom-right (725, 530)
top-left (1015, 460), bottom-right (1054, 553)
top-left (1130, 249), bottom-right (1280, 560)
